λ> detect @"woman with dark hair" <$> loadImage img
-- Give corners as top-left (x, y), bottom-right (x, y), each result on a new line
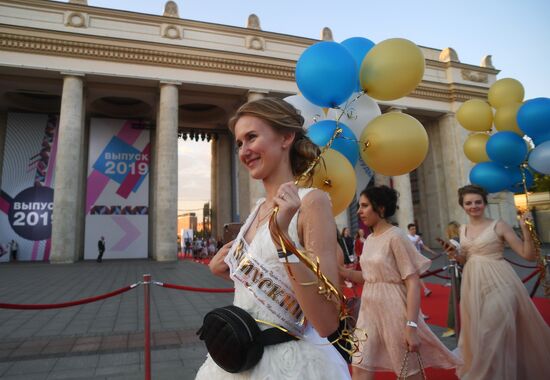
top-left (449, 185), bottom-right (550, 379)
top-left (198, 97), bottom-right (350, 379)
top-left (341, 185), bottom-right (460, 379)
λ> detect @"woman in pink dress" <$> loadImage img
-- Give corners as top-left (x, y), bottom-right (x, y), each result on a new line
top-left (341, 185), bottom-right (460, 380)
top-left (450, 185), bottom-right (550, 379)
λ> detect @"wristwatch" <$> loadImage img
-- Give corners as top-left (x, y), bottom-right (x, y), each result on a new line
top-left (406, 320), bottom-right (418, 328)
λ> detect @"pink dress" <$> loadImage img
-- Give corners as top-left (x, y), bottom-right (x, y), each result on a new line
top-left (457, 219), bottom-right (550, 379)
top-left (353, 226), bottom-right (460, 374)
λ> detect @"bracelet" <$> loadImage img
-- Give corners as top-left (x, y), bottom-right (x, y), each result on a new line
top-left (406, 320), bottom-right (418, 328)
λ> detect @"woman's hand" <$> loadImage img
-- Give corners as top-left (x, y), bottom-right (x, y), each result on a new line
top-left (519, 211), bottom-right (533, 229)
top-left (208, 240), bottom-right (233, 279)
top-left (405, 326), bottom-right (421, 352)
top-left (272, 182), bottom-right (301, 235)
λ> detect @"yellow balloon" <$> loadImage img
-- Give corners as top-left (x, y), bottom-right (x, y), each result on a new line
top-left (360, 38), bottom-right (425, 101)
top-left (488, 78), bottom-right (524, 109)
top-left (494, 102), bottom-right (524, 135)
top-left (359, 113), bottom-right (428, 176)
top-left (456, 99), bottom-right (493, 132)
top-left (463, 133), bottom-right (490, 163)
top-left (305, 149), bottom-right (356, 216)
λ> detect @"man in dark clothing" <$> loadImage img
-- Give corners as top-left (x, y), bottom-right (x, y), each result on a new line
top-left (97, 236), bottom-right (105, 262)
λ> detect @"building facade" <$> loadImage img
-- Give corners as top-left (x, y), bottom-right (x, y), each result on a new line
top-left (0, 0), bottom-right (517, 263)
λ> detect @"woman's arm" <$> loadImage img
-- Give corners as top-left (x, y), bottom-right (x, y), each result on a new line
top-left (279, 188), bottom-right (341, 337)
top-left (339, 266), bottom-right (365, 284)
top-left (208, 240), bottom-right (233, 281)
top-left (498, 216), bottom-right (536, 261)
top-left (404, 274), bottom-right (421, 352)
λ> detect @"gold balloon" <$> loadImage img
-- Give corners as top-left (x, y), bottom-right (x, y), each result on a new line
top-left (360, 38), bottom-right (425, 101)
top-left (359, 112), bottom-right (429, 176)
top-left (305, 149), bottom-right (356, 216)
top-left (494, 102), bottom-right (524, 135)
top-left (456, 99), bottom-right (493, 131)
top-left (463, 133), bottom-right (490, 163)
top-left (488, 78), bottom-right (524, 109)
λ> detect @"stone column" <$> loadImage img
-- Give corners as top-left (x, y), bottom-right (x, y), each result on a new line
top-left (152, 82), bottom-right (179, 261)
top-left (0, 111), bottom-right (7, 192)
top-left (438, 113), bottom-right (471, 224)
top-left (212, 133), bottom-right (233, 239)
top-left (394, 174), bottom-right (414, 228)
top-left (50, 74), bottom-right (85, 263)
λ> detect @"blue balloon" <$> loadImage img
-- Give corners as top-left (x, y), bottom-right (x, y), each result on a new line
top-left (469, 162), bottom-right (511, 193)
top-left (517, 97), bottom-right (550, 141)
top-left (528, 140), bottom-right (550, 175)
top-left (341, 37), bottom-right (375, 91)
top-left (531, 129), bottom-right (550, 146)
top-left (296, 42), bottom-right (358, 108)
top-left (486, 131), bottom-right (527, 166)
top-left (505, 167), bottom-right (534, 193)
top-left (307, 120), bottom-right (359, 166)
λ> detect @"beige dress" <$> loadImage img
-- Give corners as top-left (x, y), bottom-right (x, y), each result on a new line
top-left (353, 226), bottom-right (460, 374)
top-left (458, 219), bottom-right (550, 379)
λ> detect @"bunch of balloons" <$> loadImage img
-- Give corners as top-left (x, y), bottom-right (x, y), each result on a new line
top-left (456, 78), bottom-right (550, 193)
top-left (288, 36), bottom-right (429, 215)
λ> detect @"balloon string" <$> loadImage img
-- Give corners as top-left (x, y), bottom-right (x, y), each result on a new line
top-left (520, 165), bottom-right (550, 297)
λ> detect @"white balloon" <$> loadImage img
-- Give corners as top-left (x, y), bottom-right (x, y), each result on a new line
top-left (528, 140), bottom-right (550, 175)
top-left (284, 95), bottom-right (327, 130)
top-left (328, 92), bottom-right (381, 138)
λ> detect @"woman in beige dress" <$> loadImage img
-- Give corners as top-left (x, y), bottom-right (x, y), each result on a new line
top-left (341, 185), bottom-right (460, 380)
top-left (451, 185), bottom-right (550, 379)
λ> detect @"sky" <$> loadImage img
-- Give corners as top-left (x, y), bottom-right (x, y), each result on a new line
top-left (61, 0), bottom-right (550, 218)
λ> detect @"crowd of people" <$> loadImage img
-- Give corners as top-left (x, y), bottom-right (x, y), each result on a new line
top-left (197, 97), bottom-right (550, 379)
top-left (182, 237), bottom-right (222, 259)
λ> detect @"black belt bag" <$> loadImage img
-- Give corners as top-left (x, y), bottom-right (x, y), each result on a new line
top-left (197, 305), bottom-right (297, 373)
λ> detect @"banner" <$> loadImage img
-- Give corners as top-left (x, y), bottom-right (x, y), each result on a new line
top-left (84, 119), bottom-right (150, 260)
top-left (0, 113), bottom-right (59, 262)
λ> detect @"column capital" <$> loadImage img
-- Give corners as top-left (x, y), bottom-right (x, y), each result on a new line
top-left (247, 89), bottom-right (269, 102)
top-left (385, 105), bottom-right (407, 113)
top-left (60, 71), bottom-right (85, 78)
top-left (159, 80), bottom-right (182, 87)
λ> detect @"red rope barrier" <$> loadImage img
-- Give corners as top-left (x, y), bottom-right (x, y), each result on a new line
top-left (521, 269), bottom-right (541, 284)
top-left (420, 267), bottom-right (447, 279)
top-left (0, 283), bottom-right (139, 310)
top-left (154, 281), bottom-right (234, 293)
top-left (504, 257), bottom-right (538, 269)
top-left (432, 272), bottom-right (452, 280)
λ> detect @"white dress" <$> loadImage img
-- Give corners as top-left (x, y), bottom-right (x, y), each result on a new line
top-left (195, 188), bottom-right (350, 380)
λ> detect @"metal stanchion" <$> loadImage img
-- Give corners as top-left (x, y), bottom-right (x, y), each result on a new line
top-left (143, 274), bottom-right (151, 380)
top-left (448, 259), bottom-right (461, 337)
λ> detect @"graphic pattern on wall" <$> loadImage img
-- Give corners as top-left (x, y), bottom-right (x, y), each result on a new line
top-left (84, 119), bottom-right (150, 260)
top-left (0, 113), bottom-right (59, 262)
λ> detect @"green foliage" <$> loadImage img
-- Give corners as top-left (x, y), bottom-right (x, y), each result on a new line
top-left (533, 173), bottom-right (550, 193)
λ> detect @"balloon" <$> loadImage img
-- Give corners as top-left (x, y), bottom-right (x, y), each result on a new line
top-left (341, 37), bottom-right (375, 91)
top-left (359, 38), bottom-right (425, 101)
top-left (463, 133), bottom-right (490, 163)
top-left (296, 41), bottom-right (357, 108)
top-left (528, 140), bottom-right (550, 174)
top-left (486, 131), bottom-right (528, 167)
top-left (307, 120), bottom-right (359, 166)
top-left (456, 99), bottom-right (493, 132)
top-left (506, 167), bottom-right (534, 193)
top-left (327, 92), bottom-right (381, 138)
top-left (488, 78), bottom-right (524, 109)
top-left (306, 149), bottom-right (357, 216)
top-left (494, 103), bottom-right (523, 135)
top-left (469, 162), bottom-right (511, 193)
top-left (284, 95), bottom-right (327, 129)
top-left (532, 130), bottom-right (550, 146)
top-left (359, 112), bottom-right (429, 176)
top-left (517, 97), bottom-right (550, 143)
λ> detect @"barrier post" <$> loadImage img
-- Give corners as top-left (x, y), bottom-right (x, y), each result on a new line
top-left (449, 259), bottom-right (461, 337)
top-left (143, 274), bottom-right (152, 380)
